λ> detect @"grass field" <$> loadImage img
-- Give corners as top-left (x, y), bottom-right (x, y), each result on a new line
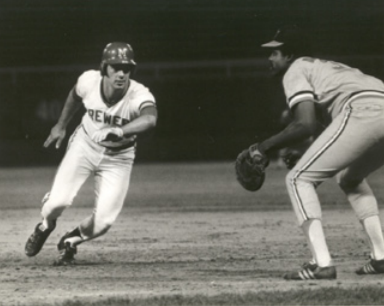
top-left (1, 161), bottom-right (384, 306)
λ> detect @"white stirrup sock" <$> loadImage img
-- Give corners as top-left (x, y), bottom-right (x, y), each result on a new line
top-left (303, 219), bottom-right (333, 267)
top-left (65, 236), bottom-right (83, 247)
top-left (41, 219), bottom-right (55, 231)
top-left (362, 216), bottom-right (384, 260)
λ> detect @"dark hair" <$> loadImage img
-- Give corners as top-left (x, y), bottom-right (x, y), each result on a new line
top-left (262, 25), bottom-right (313, 58)
top-left (280, 41), bottom-right (312, 58)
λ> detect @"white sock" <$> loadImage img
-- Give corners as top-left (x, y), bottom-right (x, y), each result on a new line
top-left (302, 219), bottom-right (333, 267)
top-left (41, 220), bottom-right (55, 231)
top-left (362, 216), bottom-right (384, 260)
top-left (64, 236), bottom-right (83, 247)
top-left (309, 258), bottom-right (317, 265)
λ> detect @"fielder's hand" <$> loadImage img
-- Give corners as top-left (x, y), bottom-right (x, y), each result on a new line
top-left (92, 127), bottom-right (124, 143)
top-left (235, 143), bottom-right (269, 192)
top-left (44, 124), bottom-right (66, 149)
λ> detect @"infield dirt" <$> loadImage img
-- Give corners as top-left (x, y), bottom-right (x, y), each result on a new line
top-left (0, 162), bottom-right (384, 305)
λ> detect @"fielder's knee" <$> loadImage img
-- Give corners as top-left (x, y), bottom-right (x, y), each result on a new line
top-left (285, 170), bottom-right (322, 226)
top-left (337, 177), bottom-right (363, 192)
top-left (285, 170), bottom-right (302, 199)
top-left (285, 170), bottom-right (295, 191)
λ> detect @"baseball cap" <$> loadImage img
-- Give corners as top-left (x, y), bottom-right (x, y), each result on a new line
top-left (261, 25), bottom-right (302, 48)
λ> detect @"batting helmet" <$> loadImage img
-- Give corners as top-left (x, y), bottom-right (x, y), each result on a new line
top-left (100, 42), bottom-right (136, 75)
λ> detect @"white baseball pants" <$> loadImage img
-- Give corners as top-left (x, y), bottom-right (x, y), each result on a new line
top-left (41, 126), bottom-right (135, 240)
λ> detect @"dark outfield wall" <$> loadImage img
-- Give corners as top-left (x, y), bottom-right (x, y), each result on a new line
top-left (0, 56), bottom-right (383, 166)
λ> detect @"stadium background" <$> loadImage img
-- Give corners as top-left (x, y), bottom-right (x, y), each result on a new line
top-left (0, 0), bottom-right (383, 165)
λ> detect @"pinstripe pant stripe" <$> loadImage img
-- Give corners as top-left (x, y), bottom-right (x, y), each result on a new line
top-left (291, 107), bottom-right (353, 221)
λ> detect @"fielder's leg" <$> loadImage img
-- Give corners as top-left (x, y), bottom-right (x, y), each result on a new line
top-left (336, 142), bottom-right (384, 274)
top-left (284, 98), bottom-right (384, 280)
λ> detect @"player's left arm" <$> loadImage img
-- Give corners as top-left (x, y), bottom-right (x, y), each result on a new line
top-left (121, 104), bottom-right (158, 136)
top-left (257, 100), bottom-right (317, 156)
top-left (92, 104), bottom-right (157, 143)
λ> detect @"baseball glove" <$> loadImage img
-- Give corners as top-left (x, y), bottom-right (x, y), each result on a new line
top-left (235, 143), bottom-right (269, 192)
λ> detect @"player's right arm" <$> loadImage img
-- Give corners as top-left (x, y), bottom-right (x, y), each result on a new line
top-left (44, 86), bottom-right (83, 149)
top-left (258, 58), bottom-right (319, 155)
top-left (258, 101), bottom-right (318, 155)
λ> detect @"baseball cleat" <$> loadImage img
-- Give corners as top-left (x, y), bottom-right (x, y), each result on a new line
top-left (53, 241), bottom-right (77, 266)
top-left (301, 260), bottom-right (318, 270)
top-left (356, 258), bottom-right (384, 275)
top-left (283, 265), bottom-right (337, 280)
top-left (25, 221), bottom-right (56, 257)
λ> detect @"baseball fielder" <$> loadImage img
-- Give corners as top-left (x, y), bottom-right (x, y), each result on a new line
top-left (253, 25), bottom-right (384, 280)
top-left (25, 42), bottom-right (157, 265)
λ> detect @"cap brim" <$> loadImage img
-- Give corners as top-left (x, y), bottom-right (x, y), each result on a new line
top-left (261, 40), bottom-right (284, 48)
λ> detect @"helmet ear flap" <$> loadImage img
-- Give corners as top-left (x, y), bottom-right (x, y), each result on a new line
top-left (100, 62), bottom-right (106, 76)
top-left (129, 64), bottom-right (136, 75)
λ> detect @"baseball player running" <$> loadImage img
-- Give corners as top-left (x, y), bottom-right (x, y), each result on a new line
top-left (251, 25), bottom-right (384, 280)
top-left (25, 42), bottom-right (157, 265)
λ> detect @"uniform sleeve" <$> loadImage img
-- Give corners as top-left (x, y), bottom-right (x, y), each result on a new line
top-left (283, 58), bottom-right (316, 109)
top-left (75, 70), bottom-right (99, 99)
top-left (130, 83), bottom-right (156, 116)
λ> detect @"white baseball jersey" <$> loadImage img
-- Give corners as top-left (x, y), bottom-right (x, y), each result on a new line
top-left (75, 70), bottom-right (156, 148)
top-left (283, 57), bottom-right (384, 120)
top-left (41, 70), bottom-right (156, 241)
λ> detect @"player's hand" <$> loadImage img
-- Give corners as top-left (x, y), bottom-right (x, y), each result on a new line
top-left (235, 143), bottom-right (270, 192)
top-left (44, 124), bottom-right (66, 149)
top-left (92, 127), bottom-right (124, 143)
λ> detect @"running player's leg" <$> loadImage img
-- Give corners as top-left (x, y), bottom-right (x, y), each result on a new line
top-left (25, 129), bottom-right (93, 257)
top-left (53, 155), bottom-right (133, 265)
top-left (41, 132), bottom-right (93, 230)
top-left (65, 154), bottom-right (134, 247)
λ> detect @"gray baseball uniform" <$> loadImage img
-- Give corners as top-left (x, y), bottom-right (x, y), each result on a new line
top-left (284, 57), bottom-right (384, 225)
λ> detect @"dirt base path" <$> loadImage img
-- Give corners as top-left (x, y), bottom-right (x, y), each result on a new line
top-left (1, 207), bottom-right (383, 306)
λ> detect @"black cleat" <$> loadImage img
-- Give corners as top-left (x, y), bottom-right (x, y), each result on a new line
top-left (53, 241), bottom-right (77, 266)
top-left (356, 258), bottom-right (384, 275)
top-left (25, 221), bottom-right (56, 257)
top-left (53, 229), bottom-right (81, 266)
top-left (301, 261), bottom-right (318, 270)
top-left (284, 264), bottom-right (337, 280)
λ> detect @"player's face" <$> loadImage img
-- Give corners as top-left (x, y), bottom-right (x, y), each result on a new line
top-left (105, 64), bottom-right (132, 89)
top-left (268, 49), bottom-right (291, 76)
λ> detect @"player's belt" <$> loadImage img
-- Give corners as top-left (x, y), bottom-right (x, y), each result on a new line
top-left (346, 90), bottom-right (384, 104)
top-left (102, 141), bottom-right (136, 151)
